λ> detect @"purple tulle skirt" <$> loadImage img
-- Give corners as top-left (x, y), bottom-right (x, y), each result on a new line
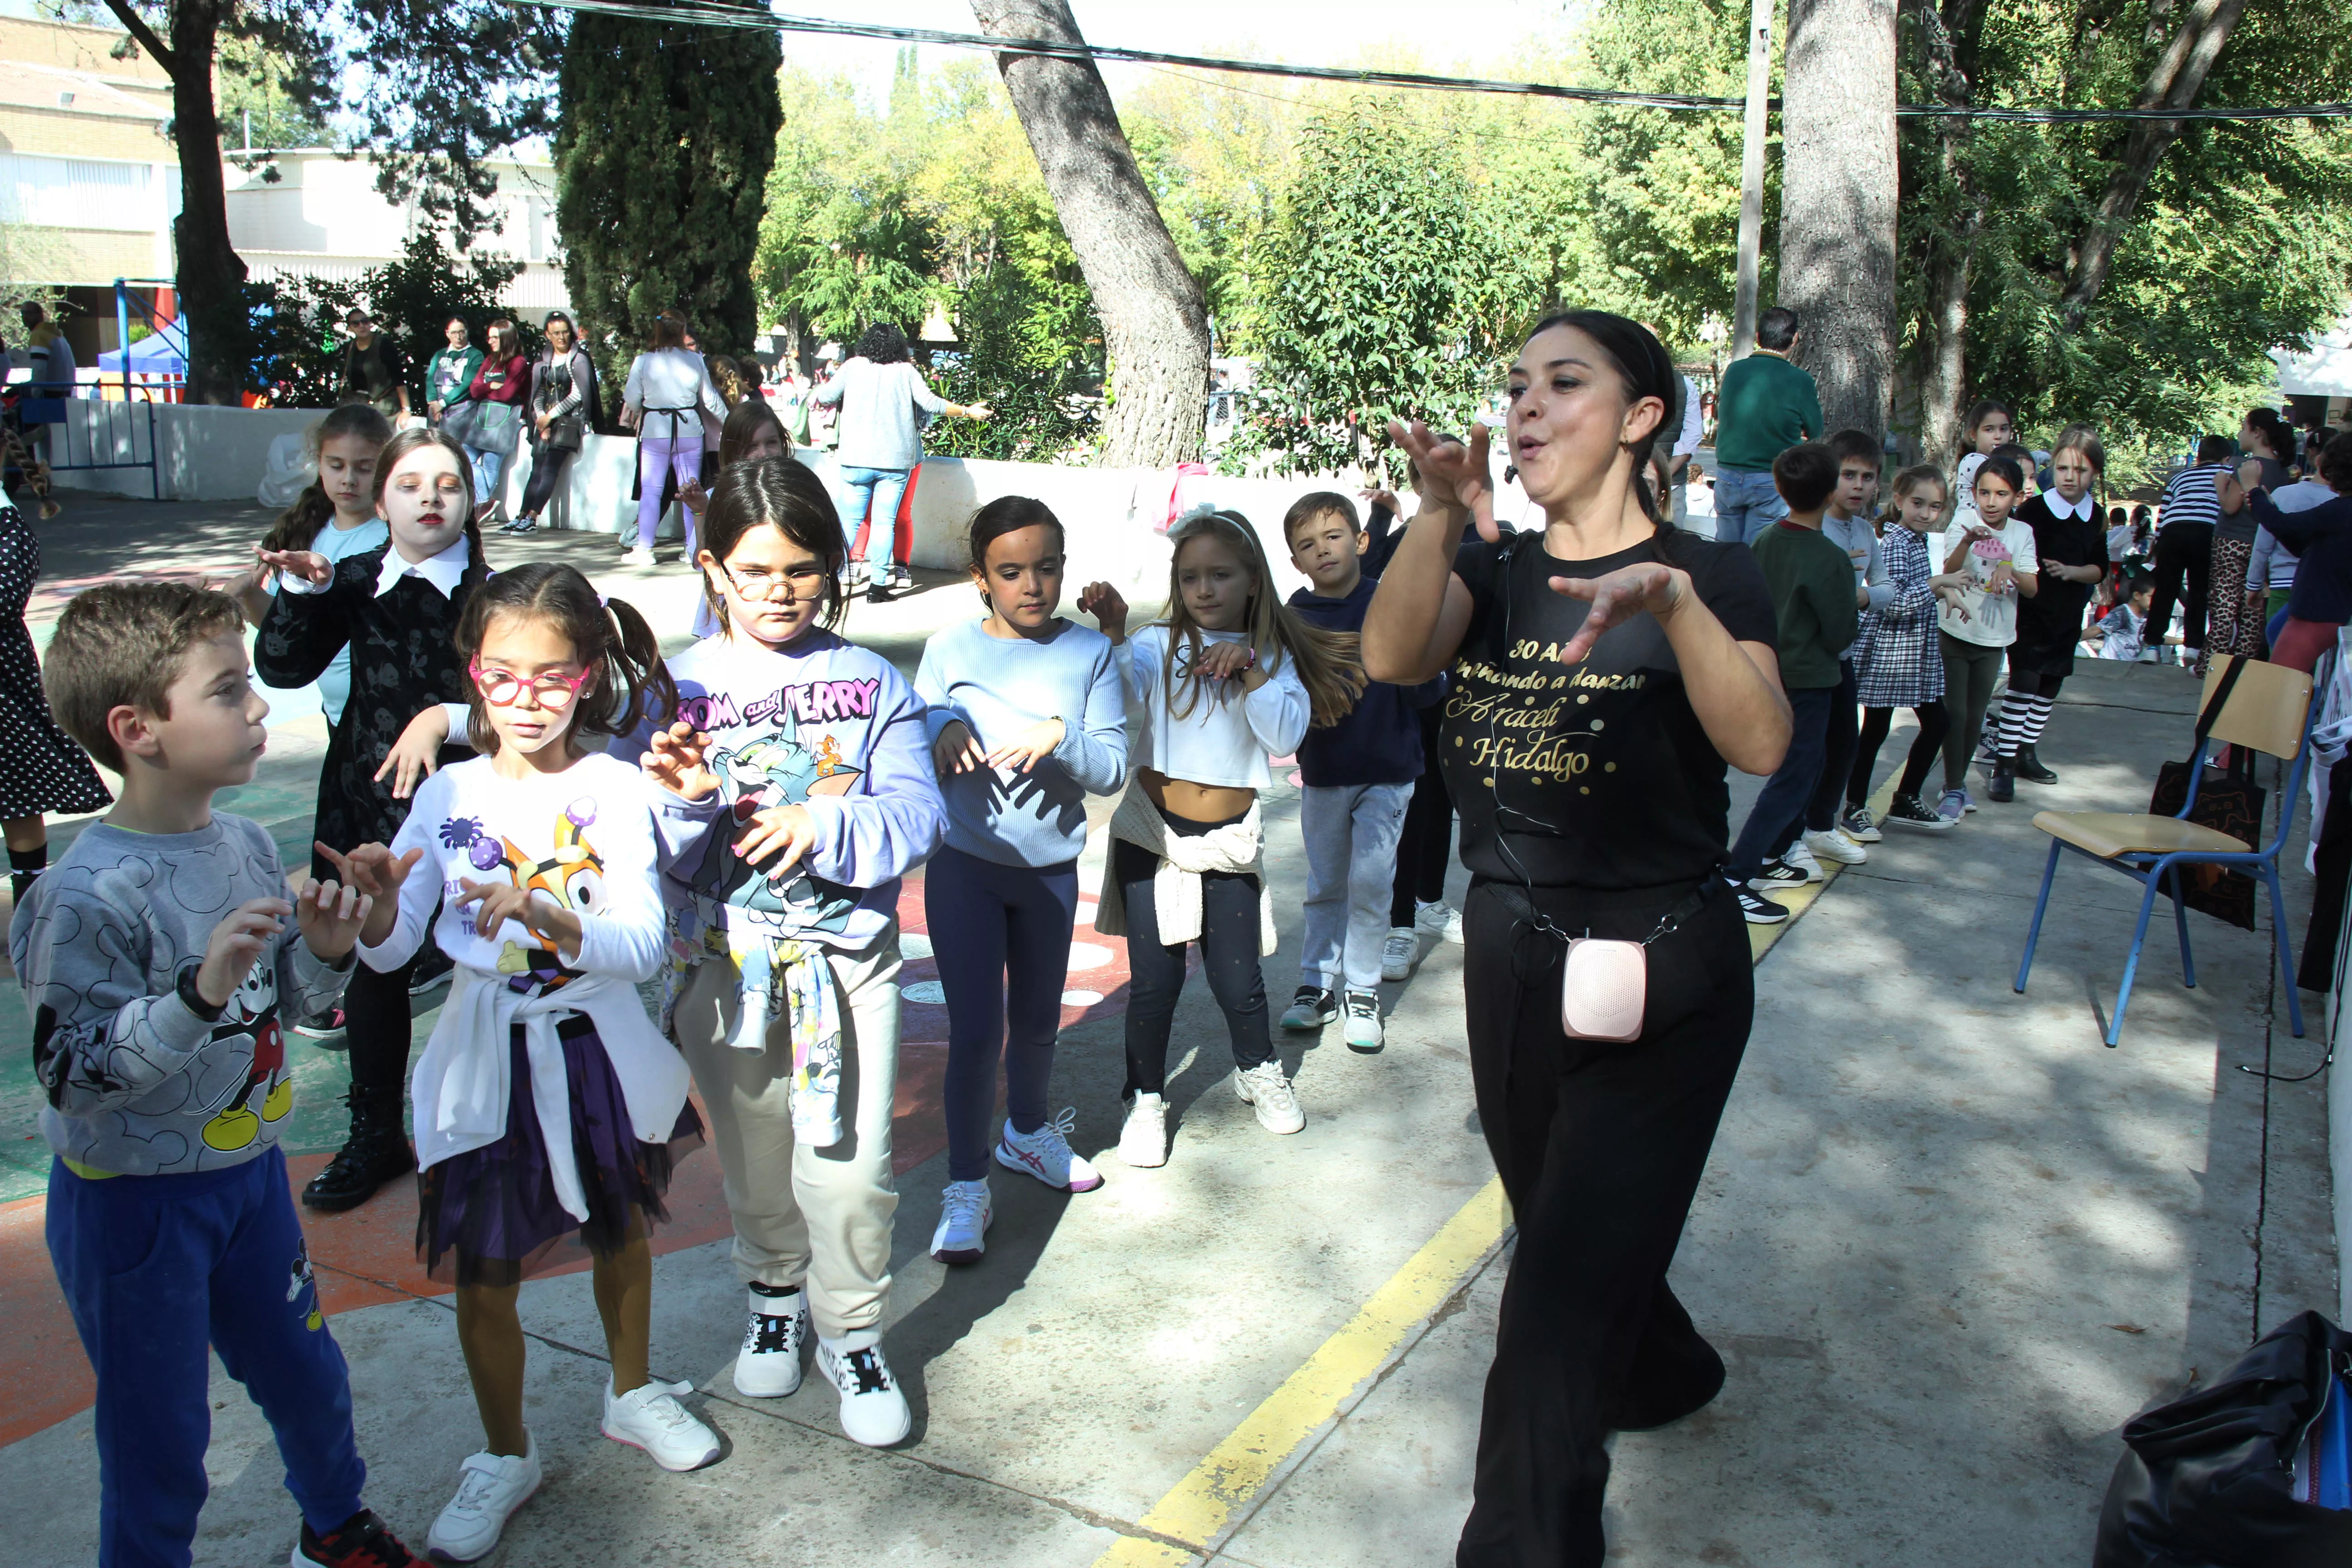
top-left (416, 1013), bottom-right (703, 1288)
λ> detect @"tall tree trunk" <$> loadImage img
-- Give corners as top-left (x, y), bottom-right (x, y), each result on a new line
top-left (107, 0), bottom-right (250, 405)
top-left (1907, 0), bottom-right (1984, 466)
top-left (2057, 0), bottom-right (2246, 331)
top-left (970, 0), bottom-right (1210, 469)
top-left (1777, 0), bottom-right (1900, 437)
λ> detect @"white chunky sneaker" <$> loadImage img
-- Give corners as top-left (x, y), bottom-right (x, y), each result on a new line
top-left (817, 1332), bottom-right (911, 1447)
top-left (995, 1107), bottom-right (1104, 1192)
top-left (1780, 840), bottom-right (1825, 881)
top-left (1233, 1060), bottom-right (1305, 1134)
top-left (601, 1376), bottom-right (721, 1472)
top-left (1415, 900), bottom-right (1465, 944)
top-left (1342, 989), bottom-right (1384, 1054)
top-left (1380, 928), bottom-right (1416, 982)
top-left (425, 1437), bottom-right (540, 1562)
top-left (931, 1178), bottom-right (993, 1264)
top-left (733, 1284), bottom-right (809, 1397)
top-left (1117, 1092), bottom-right (1169, 1168)
top-left (1800, 827), bottom-right (1867, 866)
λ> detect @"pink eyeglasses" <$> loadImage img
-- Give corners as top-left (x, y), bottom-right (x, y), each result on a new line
top-left (469, 660), bottom-right (592, 710)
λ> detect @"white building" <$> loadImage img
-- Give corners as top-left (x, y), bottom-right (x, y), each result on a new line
top-left (225, 148), bottom-right (571, 317)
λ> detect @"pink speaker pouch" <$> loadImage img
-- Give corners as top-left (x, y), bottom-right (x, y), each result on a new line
top-left (1560, 937), bottom-right (1648, 1042)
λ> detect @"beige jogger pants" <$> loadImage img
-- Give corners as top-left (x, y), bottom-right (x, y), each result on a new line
top-left (671, 926), bottom-right (902, 1337)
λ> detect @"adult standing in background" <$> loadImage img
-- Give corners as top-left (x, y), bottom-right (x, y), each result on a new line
top-left (423, 317), bottom-right (481, 432)
top-left (2145, 435), bottom-right (2236, 664)
top-left (18, 304), bottom-right (75, 465)
top-left (814, 322), bottom-right (992, 604)
top-left (504, 310), bottom-right (596, 537)
top-left (334, 308), bottom-right (410, 421)
top-left (460, 318), bottom-right (529, 521)
top-left (619, 310), bottom-right (725, 567)
top-left (1708, 307), bottom-right (1822, 545)
top-left (1642, 324), bottom-right (1705, 528)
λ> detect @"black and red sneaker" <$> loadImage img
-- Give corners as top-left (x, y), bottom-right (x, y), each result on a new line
top-left (292, 1509), bottom-right (424, 1567)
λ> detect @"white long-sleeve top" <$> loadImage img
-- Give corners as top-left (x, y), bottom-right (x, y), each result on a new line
top-left (622, 348), bottom-right (726, 442)
top-left (358, 754), bottom-right (689, 1211)
top-left (1122, 624), bottom-right (1311, 789)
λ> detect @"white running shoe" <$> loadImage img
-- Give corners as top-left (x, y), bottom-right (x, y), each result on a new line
top-left (1415, 900), bottom-right (1465, 943)
top-left (931, 1178), bottom-right (993, 1264)
top-left (601, 1376), bottom-right (721, 1472)
top-left (817, 1332), bottom-right (911, 1447)
top-left (618, 545), bottom-right (657, 567)
top-left (1117, 1092), bottom-right (1169, 1167)
top-left (1342, 989), bottom-right (1384, 1054)
top-left (425, 1438), bottom-right (541, 1562)
top-left (1233, 1060), bottom-right (1305, 1134)
top-left (733, 1285), bottom-right (809, 1397)
top-left (1780, 840), bottom-right (1826, 881)
top-left (1380, 928), bottom-right (1416, 981)
top-left (1800, 827), bottom-right (1867, 866)
top-left (995, 1107), bottom-right (1104, 1192)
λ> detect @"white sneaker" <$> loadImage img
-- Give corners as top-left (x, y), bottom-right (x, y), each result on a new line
top-left (1801, 827), bottom-right (1867, 866)
top-left (1780, 840), bottom-right (1826, 881)
top-left (1415, 900), bottom-right (1465, 943)
top-left (601, 1376), bottom-right (721, 1472)
top-left (931, 1178), bottom-right (993, 1264)
top-left (1380, 928), bottom-right (1416, 982)
top-left (425, 1439), bottom-right (541, 1562)
top-left (1342, 989), bottom-right (1384, 1054)
top-left (733, 1285), bottom-right (809, 1397)
top-left (816, 1332), bottom-right (911, 1447)
top-left (1233, 1060), bottom-right (1305, 1134)
top-left (618, 545), bottom-right (657, 566)
top-left (1117, 1092), bottom-right (1169, 1168)
top-left (995, 1107), bottom-right (1104, 1192)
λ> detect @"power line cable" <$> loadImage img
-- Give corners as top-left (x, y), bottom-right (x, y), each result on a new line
top-left (505, 0), bottom-right (2352, 125)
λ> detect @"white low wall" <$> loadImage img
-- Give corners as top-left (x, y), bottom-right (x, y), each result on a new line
top-left (54, 401), bottom-right (320, 503)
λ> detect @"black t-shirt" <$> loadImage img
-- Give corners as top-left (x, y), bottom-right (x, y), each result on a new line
top-left (1443, 532), bottom-right (1778, 892)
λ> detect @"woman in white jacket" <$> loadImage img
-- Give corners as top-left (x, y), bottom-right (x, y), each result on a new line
top-left (622, 310), bottom-right (726, 566)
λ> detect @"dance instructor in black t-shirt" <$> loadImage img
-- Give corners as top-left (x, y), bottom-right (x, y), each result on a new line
top-left (1364, 312), bottom-right (1792, 1567)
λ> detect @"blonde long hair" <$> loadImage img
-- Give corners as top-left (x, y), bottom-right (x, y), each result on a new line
top-left (1159, 509), bottom-right (1364, 729)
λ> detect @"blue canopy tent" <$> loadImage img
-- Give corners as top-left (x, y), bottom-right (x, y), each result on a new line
top-left (96, 332), bottom-right (188, 377)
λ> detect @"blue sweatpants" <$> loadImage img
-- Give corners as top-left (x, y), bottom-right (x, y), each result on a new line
top-left (926, 844), bottom-right (1080, 1182)
top-left (47, 1145), bottom-right (366, 1568)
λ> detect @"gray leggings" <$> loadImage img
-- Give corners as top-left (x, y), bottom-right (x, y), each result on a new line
top-left (1940, 632), bottom-right (2007, 791)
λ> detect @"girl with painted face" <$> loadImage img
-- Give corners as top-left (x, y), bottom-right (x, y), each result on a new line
top-left (255, 430), bottom-right (491, 1212)
top-left (338, 563), bottom-right (714, 1558)
top-left (628, 456), bottom-right (944, 1450)
top-left (914, 496), bottom-right (1128, 1267)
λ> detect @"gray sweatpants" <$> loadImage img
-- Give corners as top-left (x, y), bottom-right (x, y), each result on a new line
top-left (1299, 781), bottom-right (1414, 993)
top-left (672, 926), bottom-right (902, 1338)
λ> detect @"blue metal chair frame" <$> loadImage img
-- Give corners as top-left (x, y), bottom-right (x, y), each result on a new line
top-left (2013, 698), bottom-right (2318, 1047)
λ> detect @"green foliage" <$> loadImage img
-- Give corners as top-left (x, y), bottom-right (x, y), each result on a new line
top-left (216, 38), bottom-right (330, 153)
top-left (1238, 100), bottom-right (1505, 481)
top-left (237, 232), bottom-right (524, 408)
top-left (556, 9), bottom-right (782, 421)
top-left (924, 213), bottom-right (1103, 463)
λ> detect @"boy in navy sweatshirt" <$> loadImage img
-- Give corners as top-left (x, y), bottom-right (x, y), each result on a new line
top-left (1278, 492), bottom-right (1443, 1052)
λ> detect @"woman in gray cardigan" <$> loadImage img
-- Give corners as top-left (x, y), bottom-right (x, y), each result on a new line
top-left (813, 322), bottom-right (989, 602)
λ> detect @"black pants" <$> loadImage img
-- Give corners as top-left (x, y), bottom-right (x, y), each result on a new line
top-left (343, 951), bottom-right (417, 1103)
top-left (2147, 521), bottom-right (2212, 652)
top-left (1802, 657), bottom-right (1860, 833)
top-left (517, 441), bottom-right (576, 520)
top-left (1849, 700), bottom-right (1951, 805)
top-left (1392, 709), bottom-right (1455, 926)
top-left (1116, 833), bottom-right (1274, 1096)
top-left (1457, 877), bottom-right (1752, 1567)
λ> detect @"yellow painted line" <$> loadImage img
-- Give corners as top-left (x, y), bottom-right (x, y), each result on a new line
top-left (1747, 770), bottom-right (1900, 962)
top-left (1091, 760), bottom-right (1896, 1565)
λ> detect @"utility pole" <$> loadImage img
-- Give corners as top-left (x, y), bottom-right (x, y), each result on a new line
top-left (1732, 0), bottom-right (1774, 358)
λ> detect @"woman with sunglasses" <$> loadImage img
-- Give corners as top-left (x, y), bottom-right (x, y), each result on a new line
top-left (505, 312), bottom-right (598, 537)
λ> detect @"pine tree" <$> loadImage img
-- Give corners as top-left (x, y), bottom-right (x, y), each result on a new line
top-left (555, 7), bottom-right (782, 421)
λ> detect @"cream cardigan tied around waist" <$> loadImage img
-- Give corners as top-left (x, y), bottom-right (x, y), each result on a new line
top-left (1092, 782), bottom-right (1277, 956)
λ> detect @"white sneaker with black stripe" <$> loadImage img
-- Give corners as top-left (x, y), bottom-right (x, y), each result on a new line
top-left (817, 1332), bottom-right (911, 1447)
top-left (733, 1284), bottom-right (809, 1397)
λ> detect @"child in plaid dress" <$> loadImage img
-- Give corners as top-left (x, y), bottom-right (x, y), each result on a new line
top-left (1846, 466), bottom-right (1968, 833)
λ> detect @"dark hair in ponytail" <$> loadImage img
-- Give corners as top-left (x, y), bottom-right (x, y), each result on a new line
top-left (372, 428), bottom-right (489, 592)
top-left (262, 403), bottom-right (393, 554)
top-left (1522, 309), bottom-right (1683, 550)
top-left (452, 563), bottom-right (676, 754)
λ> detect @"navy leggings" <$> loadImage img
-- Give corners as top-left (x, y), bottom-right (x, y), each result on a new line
top-left (927, 844), bottom-right (1079, 1182)
top-left (1115, 826), bottom-right (1275, 1098)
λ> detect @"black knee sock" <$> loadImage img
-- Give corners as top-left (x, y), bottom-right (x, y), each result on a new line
top-left (10, 843), bottom-right (46, 903)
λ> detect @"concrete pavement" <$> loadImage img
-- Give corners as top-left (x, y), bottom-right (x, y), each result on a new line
top-left (0, 494), bottom-right (2337, 1565)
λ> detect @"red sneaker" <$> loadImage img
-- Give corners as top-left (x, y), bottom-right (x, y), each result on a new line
top-left (292, 1509), bottom-right (424, 1567)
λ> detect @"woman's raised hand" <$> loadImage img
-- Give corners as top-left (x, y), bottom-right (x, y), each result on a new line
top-left (255, 546), bottom-right (332, 586)
top-left (1545, 562), bottom-right (1689, 665)
top-left (1384, 420), bottom-right (1497, 542)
